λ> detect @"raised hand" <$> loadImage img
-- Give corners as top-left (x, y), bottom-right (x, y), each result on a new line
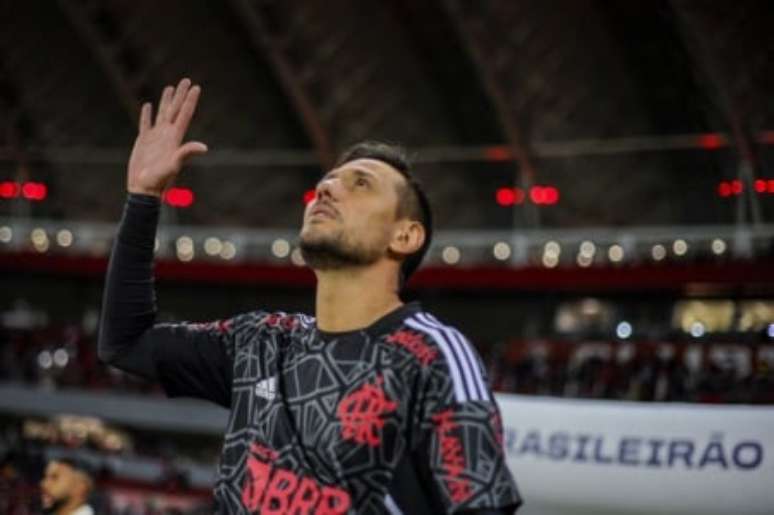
top-left (126, 78), bottom-right (208, 197)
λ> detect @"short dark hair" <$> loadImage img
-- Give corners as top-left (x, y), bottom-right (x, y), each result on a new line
top-left (334, 141), bottom-right (433, 287)
top-left (52, 456), bottom-right (94, 478)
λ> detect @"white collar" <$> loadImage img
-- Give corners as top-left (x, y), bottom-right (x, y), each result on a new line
top-left (70, 505), bottom-right (94, 515)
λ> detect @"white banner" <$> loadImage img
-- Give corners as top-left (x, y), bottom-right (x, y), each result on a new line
top-left (496, 394), bottom-right (774, 515)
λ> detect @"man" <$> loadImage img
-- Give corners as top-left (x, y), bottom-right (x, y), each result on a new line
top-left (98, 78), bottom-right (521, 514)
top-left (39, 458), bottom-right (94, 515)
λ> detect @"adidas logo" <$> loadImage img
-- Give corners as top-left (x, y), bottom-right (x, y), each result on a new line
top-left (254, 376), bottom-right (278, 401)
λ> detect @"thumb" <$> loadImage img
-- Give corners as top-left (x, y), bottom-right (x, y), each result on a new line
top-left (174, 141), bottom-right (208, 164)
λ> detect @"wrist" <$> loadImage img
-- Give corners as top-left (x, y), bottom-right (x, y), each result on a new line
top-left (127, 186), bottom-right (163, 198)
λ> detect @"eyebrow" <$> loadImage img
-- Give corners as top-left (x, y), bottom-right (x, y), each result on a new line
top-left (320, 167), bottom-right (380, 184)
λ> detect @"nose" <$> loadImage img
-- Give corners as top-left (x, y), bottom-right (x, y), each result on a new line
top-left (316, 176), bottom-right (338, 201)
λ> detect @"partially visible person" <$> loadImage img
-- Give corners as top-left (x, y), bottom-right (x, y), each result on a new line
top-left (39, 458), bottom-right (94, 515)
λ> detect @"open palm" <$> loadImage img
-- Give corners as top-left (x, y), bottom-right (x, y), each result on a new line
top-left (127, 78), bottom-right (207, 197)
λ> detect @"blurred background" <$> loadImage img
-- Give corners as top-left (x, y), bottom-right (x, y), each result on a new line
top-left (1, 0), bottom-right (773, 513)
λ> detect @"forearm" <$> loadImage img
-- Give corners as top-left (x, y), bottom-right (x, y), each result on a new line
top-left (97, 193), bottom-right (161, 379)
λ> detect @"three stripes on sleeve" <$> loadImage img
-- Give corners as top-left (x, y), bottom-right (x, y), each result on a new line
top-left (405, 313), bottom-right (491, 403)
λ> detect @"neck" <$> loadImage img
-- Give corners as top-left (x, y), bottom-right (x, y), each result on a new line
top-left (56, 498), bottom-right (86, 515)
top-left (314, 263), bottom-right (402, 333)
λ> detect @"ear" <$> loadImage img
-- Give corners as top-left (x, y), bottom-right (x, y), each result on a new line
top-left (388, 220), bottom-right (425, 257)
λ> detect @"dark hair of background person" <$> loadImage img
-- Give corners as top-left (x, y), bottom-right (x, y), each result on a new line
top-left (53, 457), bottom-right (94, 478)
top-left (334, 141), bottom-right (433, 288)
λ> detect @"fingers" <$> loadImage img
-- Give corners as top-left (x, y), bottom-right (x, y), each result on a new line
top-left (174, 141), bottom-right (208, 165)
top-left (167, 78), bottom-right (192, 124)
top-left (155, 86), bottom-right (174, 124)
top-left (138, 102), bottom-right (152, 133)
top-left (174, 85), bottom-right (202, 135)
top-left (151, 78), bottom-right (201, 131)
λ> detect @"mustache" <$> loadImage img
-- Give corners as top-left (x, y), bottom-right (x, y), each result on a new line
top-left (308, 199), bottom-right (340, 219)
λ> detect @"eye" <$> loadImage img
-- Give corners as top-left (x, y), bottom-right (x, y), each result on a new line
top-left (355, 177), bottom-right (369, 188)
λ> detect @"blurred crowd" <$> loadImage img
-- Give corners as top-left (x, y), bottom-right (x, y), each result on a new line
top-left (488, 339), bottom-right (774, 404)
top-left (0, 322), bottom-right (162, 396)
top-left (2, 321), bottom-right (774, 404)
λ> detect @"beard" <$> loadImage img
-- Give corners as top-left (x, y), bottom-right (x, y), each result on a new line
top-left (42, 497), bottom-right (66, 514)
top-left (299, 227), bottom-right (383, 270)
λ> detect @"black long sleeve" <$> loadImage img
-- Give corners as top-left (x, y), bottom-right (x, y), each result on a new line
top-left (97, 194), bottom-right (243, 407)
top-left (97, 193), bottom-right (162, 380)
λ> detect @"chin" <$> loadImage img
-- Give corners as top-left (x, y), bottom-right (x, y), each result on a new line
top-left (300, 224), bottom-right (335, 246)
